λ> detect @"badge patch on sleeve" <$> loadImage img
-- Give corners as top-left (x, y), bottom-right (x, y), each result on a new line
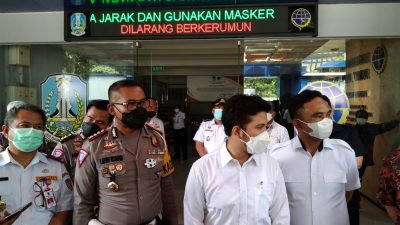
top-left (162, 148), bottom-right (175, 177)
top-left (77, 149), bottom-right (89, 168)
top-left (51, 148), bottom-right (64, 159)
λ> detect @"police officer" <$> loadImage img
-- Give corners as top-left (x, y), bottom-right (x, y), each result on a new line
top-left (51, 100), bottom-right (113, 179)
top-left (193, 98), bottom-right (227, 157)
top-left (0, 103), bottom-right (73, 225)
top-left (146, 98), bottom-right (165, 137)
top-left (73, 80), bottom-right (178, 225)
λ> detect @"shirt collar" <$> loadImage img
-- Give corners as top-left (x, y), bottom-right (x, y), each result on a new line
top-left (294, 136), bottom-right (334, 152)
top-left (0, 148), bottom-right (48, 167)
top-left (220, 143), bottom-right (258, 167)
top-left (210, 119), bottom-right (216, 126)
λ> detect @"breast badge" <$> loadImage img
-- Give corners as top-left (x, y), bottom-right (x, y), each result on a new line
top-left (144, 158), bottom-right (157, 168)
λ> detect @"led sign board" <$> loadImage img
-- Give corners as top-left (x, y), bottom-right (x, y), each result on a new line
top-left (65, 4), bottom-right (317, 41)
top-left (66, 0), bottom-right (318, 8)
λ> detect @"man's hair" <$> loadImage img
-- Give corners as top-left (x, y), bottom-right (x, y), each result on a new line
top-left (355, 109), bottom-right (369, 119)
top-left (6, 101), bottom-right (25, 111)
top-left (87, 99), bottom-right (113, 124)
top-left (108, 80), bottom-right (143, 100)
top-left (222, 94), bottom-right (271, 136)
top-left (4, 103), bottom-right (46, 127)
top-left (288, 90), bottom-right (331, 120)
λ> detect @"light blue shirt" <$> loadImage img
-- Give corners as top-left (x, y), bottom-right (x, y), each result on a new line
top-left (0, 149), bottom-right (73, 225)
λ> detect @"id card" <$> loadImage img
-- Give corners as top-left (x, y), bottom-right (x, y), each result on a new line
top-left (43, 189), bottom-right (57, 208)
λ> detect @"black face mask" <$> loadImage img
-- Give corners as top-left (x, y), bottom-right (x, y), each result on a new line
top-left (121, 107), bottom-right (148, 129)
top-left (147, 111), bottom-right (156, 119)
top-left (81, 122), bottom-right (101, 138)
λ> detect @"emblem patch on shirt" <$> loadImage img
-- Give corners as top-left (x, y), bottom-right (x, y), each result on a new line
top-left (51, 148), bottom-right (64, 158)
top-left (145, 158), bottom-right (157, 168)
top-left (77, 149), bottom-right (89, 167)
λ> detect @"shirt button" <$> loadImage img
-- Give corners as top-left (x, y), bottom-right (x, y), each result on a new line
top-left (140, 196), bottom-right (143, 200)
top-left (313, 192), bottom-right (317, 196)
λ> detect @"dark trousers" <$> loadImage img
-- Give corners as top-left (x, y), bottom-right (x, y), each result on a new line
top-left (348, 165), bottom-right (367, 225)
top-left (348, 189), bottom-right (361, 225)
top-left (173, 128), bottom-right (187, 159)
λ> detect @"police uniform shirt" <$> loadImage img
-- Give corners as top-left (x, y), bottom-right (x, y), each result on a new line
top-left (73, 126), bottom-right (178, 225)
top-left (267, 120), bottom-right (290, 150)
top-left (51, 133), bottom-right (85, 179)
top-left (269, 137), bottom-right (361, 225)
top-left (0, 149), bottom-right (73, 225)
top-left (184, 144), bottom-right (290, 225)
top-left (147, 117), bottom-right (165, 137)
top-left (193, 119), bottom-right (227, 154)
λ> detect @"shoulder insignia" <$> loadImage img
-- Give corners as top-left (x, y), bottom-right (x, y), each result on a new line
top-left (162, 148), bottom-right (175, 177)
top-left (145, 124), bottom-right (163, 136)
top-left (77, 149), bottom-right (90, 167)
top-left (50, 148), bottom-right (64, 160)
top-left (88, 129), bottom-right (108, 142)
top-left (61, 134), bottom-right (75, 143)
top-left (203, 119), bottom-right (212, 122)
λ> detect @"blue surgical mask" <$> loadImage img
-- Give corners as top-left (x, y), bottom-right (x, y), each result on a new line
top-left (213, 109), bottom-right (223, 121)
top-left (9, 128), bottom-right (44, 152)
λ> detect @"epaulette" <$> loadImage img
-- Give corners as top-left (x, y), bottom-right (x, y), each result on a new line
top-left (60, 133), bottom-right (76, 143)
top-left (46, 154), bottom-right (64, 164)
top-left (88, 129), bottom-right (108, 142)
top-left (203, 118), bottom-right (212, 122)
top-left (145, 123), bottom-right (163, 136)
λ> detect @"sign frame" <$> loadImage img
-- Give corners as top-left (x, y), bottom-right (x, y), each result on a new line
top-left (64, 3), bottom-right (318, 41)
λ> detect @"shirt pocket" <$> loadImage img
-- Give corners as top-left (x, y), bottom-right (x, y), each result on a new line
top-left (0, 181), bottom-right (15, 214)
top-left (324, 172), bottom-right (347, 195)
top-left (284, 174), bottom-right (306, 203)
top-left (324, 173), bottom-right (347, 183)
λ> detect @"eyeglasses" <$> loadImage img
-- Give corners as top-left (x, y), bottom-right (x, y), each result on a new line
top-left (112, 99), bottom-right (150, 111)
top-left (33, 182), bottom-right (44, 207)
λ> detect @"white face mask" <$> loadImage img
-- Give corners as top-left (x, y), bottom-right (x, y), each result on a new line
top-left (174, 109), bottom-right (179, 113)
top-left (356, 118), bottom-right (367, 125)
top-left (240, 129), bottom-right (270, 154)
top-left (267, 113), bottom-right (273, 122)
top-left (298, 118), bottom-right (333, 140)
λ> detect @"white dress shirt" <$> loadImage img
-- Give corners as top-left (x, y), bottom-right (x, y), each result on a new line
top-left (267, 120), bottom-right (290, 149)
top-left (269, 137), bottom-right (361, 225)
top-left (184, 144), bottom-right (290, 225)
top-left (0, 149), bottom-right (73, 225)
top-left (173, 111), bottom-right (186, 130)
top-left (147, 116), bottom-right (165, 137)
top-left (193, 119), bottom-right (227, 154)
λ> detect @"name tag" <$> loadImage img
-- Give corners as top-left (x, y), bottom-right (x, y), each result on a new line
top-left (35, 176), bottom-right (58, 182)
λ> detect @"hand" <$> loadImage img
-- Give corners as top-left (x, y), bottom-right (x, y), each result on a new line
top-left (0, 210), bottom-right (10, 223)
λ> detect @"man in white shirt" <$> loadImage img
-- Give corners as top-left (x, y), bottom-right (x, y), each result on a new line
top-left (266, 102), bottom-right (290, 150)
top-left (184, 94), bottom-right (290, 225)
top-left (269, 90), bottom-right (360, 225)
top-left (0, 103), bottom-right (73, 225)
top-left (172, 105), bottom-right (187, 160)
top-left (146, 98), bottom-right (165, 137)
top-left (193, 98), bottom-right (227, 157)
